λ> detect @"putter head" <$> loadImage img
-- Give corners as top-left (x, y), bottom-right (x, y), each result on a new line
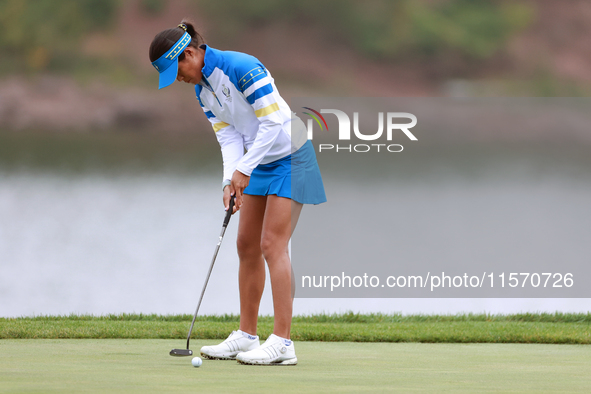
top-left (170, 349), bottom-right (193, 357)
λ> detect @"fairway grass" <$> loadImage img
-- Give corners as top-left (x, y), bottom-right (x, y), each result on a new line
top-left (1, 339), bottom-right (590, 393)
top-left (1, 313), bottom-right (590, 344)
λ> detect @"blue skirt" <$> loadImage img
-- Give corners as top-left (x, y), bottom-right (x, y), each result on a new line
top-left (244, 140), bottom-right (327, 205)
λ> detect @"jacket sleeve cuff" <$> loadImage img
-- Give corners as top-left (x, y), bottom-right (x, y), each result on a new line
top-left (236, 163), bottom-right (254, 177)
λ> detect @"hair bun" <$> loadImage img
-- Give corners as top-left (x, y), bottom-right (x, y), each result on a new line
top-left (179, 20), bottom-right (198, 39)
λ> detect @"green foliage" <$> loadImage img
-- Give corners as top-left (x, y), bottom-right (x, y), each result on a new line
top-left (0, 0), bottom-right (118, 72)
top-left (140, 0), bottom-right (165, 16)
top-left (0, 0), bottom-right (536, 79)
top-left (351, 0), bottom-right (535, 60)
top-left (200, 0), bottom-right (534, 61)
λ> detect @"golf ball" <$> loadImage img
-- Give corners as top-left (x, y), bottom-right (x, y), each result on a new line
top-left (191, 357), bottom-right (202, 367)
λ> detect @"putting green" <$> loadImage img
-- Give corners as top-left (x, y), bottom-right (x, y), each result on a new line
top-left (1, 340), bottom-right (589, 393)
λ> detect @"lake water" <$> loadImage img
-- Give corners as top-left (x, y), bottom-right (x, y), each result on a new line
top-left (2, 156), bottom-right (590, 317)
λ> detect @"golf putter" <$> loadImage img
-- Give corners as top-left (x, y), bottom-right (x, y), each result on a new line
top-left (170, 195), bottom-right (236, 356)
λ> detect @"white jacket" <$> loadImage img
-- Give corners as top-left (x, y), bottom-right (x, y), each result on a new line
top-left (195, 45), bottom-right (306, 183)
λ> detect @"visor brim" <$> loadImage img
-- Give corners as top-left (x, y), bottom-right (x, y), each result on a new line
top-left (157, 58), bottom-right (179, 90)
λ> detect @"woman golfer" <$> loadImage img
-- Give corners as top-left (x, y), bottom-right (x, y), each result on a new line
top-left (149, 22), bottom-right (326, 365)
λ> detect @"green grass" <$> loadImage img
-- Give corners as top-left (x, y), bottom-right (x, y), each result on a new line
top-left (1, 340), bottom-right (590, 393)
top-left (1, 313), bottom-right (590, 344)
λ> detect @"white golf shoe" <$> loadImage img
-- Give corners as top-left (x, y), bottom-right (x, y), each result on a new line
top-left (236, 334), bottom-right (297, 365)
top-left (200, 330), bottom-right (260, 360)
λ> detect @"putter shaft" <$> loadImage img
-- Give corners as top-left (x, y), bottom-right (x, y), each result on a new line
top-left (177, 196), bottom-right (236, 355)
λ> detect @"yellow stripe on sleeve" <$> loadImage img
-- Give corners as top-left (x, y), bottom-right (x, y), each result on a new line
top-left (255, 103), bottom-right (279, 118)
top-left (240, 69), bottom-right (266, 90)
top-left (213, 122), bottom-right (230, 133)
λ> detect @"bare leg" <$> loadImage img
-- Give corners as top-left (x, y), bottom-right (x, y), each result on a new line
top-left (261, 195), bottom-right (303, 339)
top-left (237, 194), bottom-right (267, 336)
top-left (291, 200), bottom-right (303, 299)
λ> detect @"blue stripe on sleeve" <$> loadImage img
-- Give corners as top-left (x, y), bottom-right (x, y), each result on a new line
top-left (200, 46), bottom-right (268, 94)
top-left (245, 83), bottom-right (274, 105)
top-left (204, 111), bottom-right (215, 119)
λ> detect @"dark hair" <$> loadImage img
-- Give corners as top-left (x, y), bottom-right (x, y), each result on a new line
top-left (149, 20), bottom-right (204, 63)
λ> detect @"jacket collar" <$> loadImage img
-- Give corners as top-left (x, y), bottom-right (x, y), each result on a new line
top-left (200, 44), bottom-right (220, 79)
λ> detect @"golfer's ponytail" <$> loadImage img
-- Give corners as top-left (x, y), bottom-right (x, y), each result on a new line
top-left (180, 20), bottom-right (201, 41)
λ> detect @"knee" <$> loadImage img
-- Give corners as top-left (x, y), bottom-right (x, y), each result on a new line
top-left (260, 234), bottom-right (287, 262)
top-left (237, 234), bottom-right (260, 260)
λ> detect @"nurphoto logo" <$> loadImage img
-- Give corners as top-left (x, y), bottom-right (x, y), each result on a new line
top-left (302, 108), bottom-right (418, 153)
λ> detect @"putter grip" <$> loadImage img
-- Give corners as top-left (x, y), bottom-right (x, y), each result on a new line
top-left (223, 196), bottom-right (235, 227)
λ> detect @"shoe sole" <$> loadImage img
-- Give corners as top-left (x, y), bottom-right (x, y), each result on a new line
top-left (200, 352), bottom-right (238, 360)
top-left (237, 357), bottom-right (298, 366)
